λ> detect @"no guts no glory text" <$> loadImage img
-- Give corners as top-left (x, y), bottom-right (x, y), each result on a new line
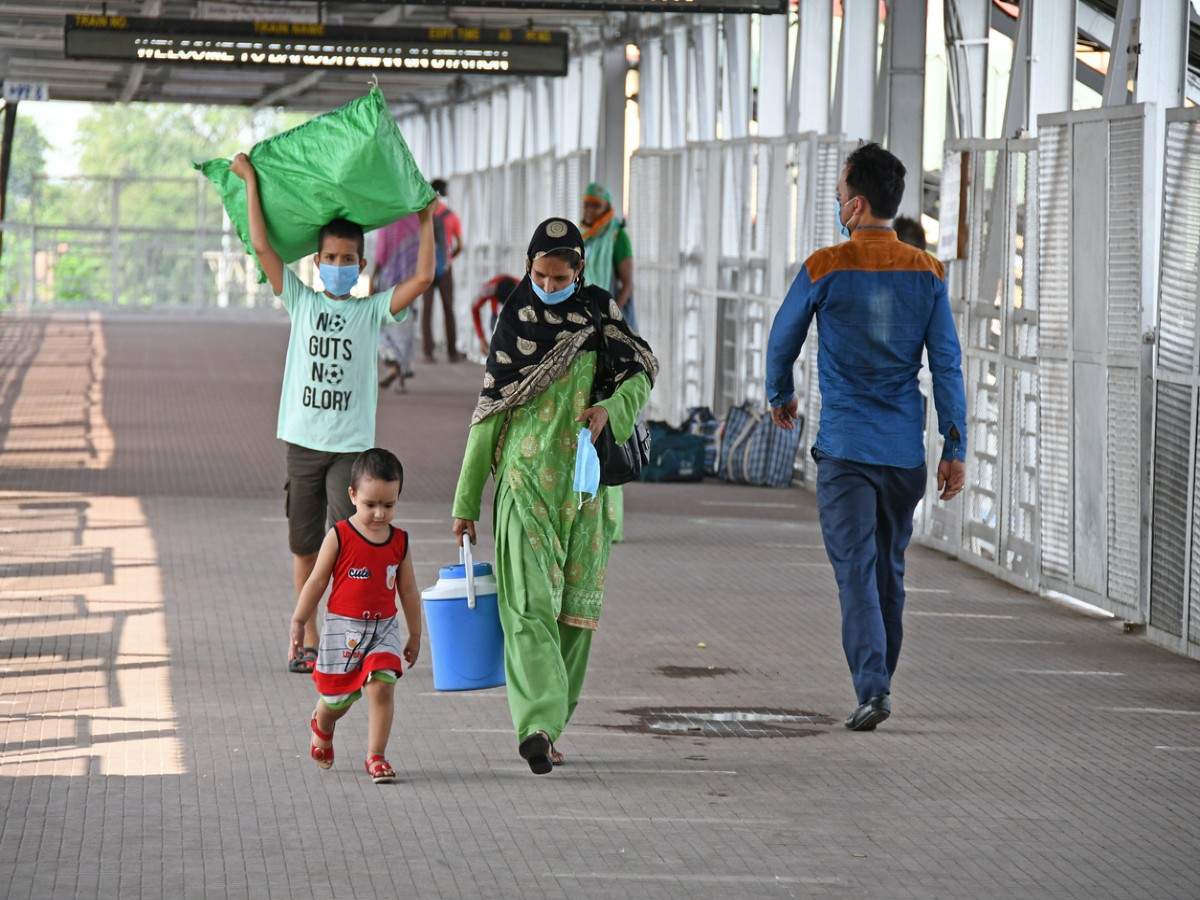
top-left (305, 311), bottom-right (352, 411)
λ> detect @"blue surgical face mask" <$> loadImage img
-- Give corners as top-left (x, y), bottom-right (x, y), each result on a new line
top-left (834, 198), bottom-right (851, 239)
top-left (532, 279), bottom-right (578, 305)
top-left (573, 427), bottom-right (601, 506)
top-left (319, 263), bottom-right (360, 297)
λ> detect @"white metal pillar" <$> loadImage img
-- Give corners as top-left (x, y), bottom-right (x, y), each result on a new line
top-left (640, 36), bottom-right (663, 148)
top-left (508, 84), bottom-right (526, 162)
top-left (791, 1), bottom-right (832, 134)
top-left (1134, 0), bottom-right (1189, 109)
top-left (832, 0), bottom-right (879, 141)
top-left (721, 13), bottom-right (751, 139)
top-left (945, 0), bottom-right (989, 139)
top-left (879, 0), bottom-right (926, 214)
top-left (666, 25), bottom-right (689, 147)
top-left (596, 43), bottom-right (628, 201)
top-left (758, 12), bottom-right (789, 136)
top-left (690, 18), bottom-right (718, 141)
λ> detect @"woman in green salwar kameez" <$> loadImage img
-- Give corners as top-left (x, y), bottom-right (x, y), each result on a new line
top-left (452, 217), bottom-right (657, 775)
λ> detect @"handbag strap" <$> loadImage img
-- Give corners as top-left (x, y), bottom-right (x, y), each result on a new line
top-left (587, 292), bottom-right (612, 398)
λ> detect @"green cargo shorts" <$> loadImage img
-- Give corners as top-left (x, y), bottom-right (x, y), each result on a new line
top-left (284, 442), bottom-right (358, 556)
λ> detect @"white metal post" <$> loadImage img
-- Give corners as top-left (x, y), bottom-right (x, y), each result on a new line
top-left (881, 0), bottom-right (927, 216)
top-left (792, 0), bottom-right (832, 134)
top-left (1026, 0), bottom-right (1076, 133)
top-left (691, 18), bottom-right (718, 142)
top-left (759, 13), bottom-right (788, 137)
top-left (666, 25), bottom-right (689, 147)
top-left (722, 13), bottom-right (751, 139)
top-left (946, 0), bottom-right (989, 139)
top-left (832, 0), bottom-right (880, 142)
top-left (597, 42), bottom-right (628, 200)
top-left (641, 36), bottom-right (662, 148)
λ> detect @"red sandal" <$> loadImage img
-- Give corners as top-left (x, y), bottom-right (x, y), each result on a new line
top-left (364, 755), bottom-right (396, 784)
top-left (310, 716), bottom-right (334, 769)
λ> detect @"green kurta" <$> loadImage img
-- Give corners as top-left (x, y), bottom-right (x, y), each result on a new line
top-left (453, 354), bottom-right (650, 742)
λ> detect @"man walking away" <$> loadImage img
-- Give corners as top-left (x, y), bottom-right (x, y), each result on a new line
top-left (765, 143), bottom-right (967, 731)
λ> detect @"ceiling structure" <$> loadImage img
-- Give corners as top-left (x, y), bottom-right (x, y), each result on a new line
top-left (1, 1), bottom-right (1197, 112)
top-left (0, 2), bottom-right (628, 111)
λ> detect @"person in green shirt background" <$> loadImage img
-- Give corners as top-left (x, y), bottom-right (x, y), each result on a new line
top-left (452, 217), bottom-right (656, 775)
top-left (581, 182), bottom-right (636, 333)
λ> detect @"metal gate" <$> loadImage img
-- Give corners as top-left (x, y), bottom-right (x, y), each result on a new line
top-left (1035, 105), bottom-right (1155, 623)
top-left (1148, 106), bottom-right (1200, 658)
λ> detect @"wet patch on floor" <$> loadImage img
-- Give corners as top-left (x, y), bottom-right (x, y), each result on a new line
top-left (656, 665), bottom-right (739, 679)
top-left (612, 707), bottom-right (837, 738)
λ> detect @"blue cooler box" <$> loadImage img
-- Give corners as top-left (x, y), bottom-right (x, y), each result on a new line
top-left (421, 540), bottom-right (505, 691)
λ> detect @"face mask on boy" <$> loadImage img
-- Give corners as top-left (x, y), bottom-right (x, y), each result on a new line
top-left (319, 263), bottom-right (360, 297)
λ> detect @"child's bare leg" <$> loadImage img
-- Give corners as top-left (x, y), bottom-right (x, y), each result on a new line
top-left (312, 699), bottom-right (351, 751)
top-left (364, 678), bottom-right (395, 757)
top-left (292, 552), bottom-right (319, 647)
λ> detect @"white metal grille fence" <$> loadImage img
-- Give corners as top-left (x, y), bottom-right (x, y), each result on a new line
top-left (1034, 106), bottom-right (1154, 623)
top-left (916, 139), bottom-right (1040, 592)
top-left (1, 176), bottom-right (278, 309)
top-left (1149, 107), bottom-right (1200, 658)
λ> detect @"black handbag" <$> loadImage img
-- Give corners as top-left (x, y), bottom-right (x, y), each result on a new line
top-left (587, 295), bottom-right (651, 486)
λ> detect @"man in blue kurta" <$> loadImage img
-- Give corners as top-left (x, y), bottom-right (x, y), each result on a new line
top-left (765, 143), bottom-right (967, 731)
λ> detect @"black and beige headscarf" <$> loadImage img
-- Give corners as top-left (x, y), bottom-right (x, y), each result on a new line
top-left (470, 217), bottom-right (658, 425)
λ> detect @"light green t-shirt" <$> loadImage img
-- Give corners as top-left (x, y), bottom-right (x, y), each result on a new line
top-left (276, 268), bottom-right (407, 453)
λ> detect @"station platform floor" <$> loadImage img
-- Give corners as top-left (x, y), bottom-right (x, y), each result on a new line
top-left (0, 311), bottom-right (1197, 900)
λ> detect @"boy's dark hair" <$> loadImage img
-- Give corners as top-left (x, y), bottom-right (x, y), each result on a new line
top-left (351, 448), bottom-right (404, 489)
top-left (844, 143), bottom-right (906, 220)
top-left (893, 215), bottom-right (927, 250)
top-left (431, 179), bottom-right (448, 196)
top-left (318, 218), bottom-right (365, 257)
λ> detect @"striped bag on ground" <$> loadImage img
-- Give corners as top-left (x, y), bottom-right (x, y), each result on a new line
top-left (717, 402), bottom-right (803, 488)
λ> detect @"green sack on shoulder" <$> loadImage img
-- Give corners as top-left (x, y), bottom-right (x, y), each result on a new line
top-left (195, 86), bottom-right (435, 280)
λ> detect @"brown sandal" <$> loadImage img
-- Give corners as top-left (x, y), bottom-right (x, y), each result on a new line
top-left (310, 716), bottom-right (334, 769)
top-left (364, 755), bottom-right (396, 784)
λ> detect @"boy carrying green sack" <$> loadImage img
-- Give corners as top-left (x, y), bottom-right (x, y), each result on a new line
top-left (198, 88), bottom-right (437, 674)
top-left (196, 86), bottom-right (436, 279)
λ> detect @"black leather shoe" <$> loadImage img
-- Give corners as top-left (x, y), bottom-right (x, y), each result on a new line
top-left (845, 694), bottom-right (891, 731)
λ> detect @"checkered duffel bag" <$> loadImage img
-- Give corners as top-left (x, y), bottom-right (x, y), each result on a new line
top-left (717, 402), bottom-right (803, 487)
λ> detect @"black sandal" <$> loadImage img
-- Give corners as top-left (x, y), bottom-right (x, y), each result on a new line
top-left (288, 646), bottom-right (318, 674)
top-left (518, 731), bottom-right (553, 775)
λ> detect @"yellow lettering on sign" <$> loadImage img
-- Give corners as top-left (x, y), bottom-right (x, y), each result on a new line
top-left (74, 14), bottom-right (127, 28)
top-left (524, 30), bottom-right (551, 43)
top-left (498, 28), bottom-right (513, 41)
top-left (427, 28), bottom-right (454, 41)
top-left (456, 28), bottom-right (480, 42)
top-left (254, 21), bottom-right (326, 37)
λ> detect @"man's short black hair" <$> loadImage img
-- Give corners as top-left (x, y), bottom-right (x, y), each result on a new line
top-left (844, 143), bottom-right (906, 220)
top-left (893, 216), bottom-right (927, 250)
top-left (318, 218), bottom-right (365, 257)
top-left (351, 447), bottom-right (403, 489)
top-left (431, 179), bottom-right (448, 196)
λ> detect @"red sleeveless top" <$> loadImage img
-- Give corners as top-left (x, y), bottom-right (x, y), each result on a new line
top-left (328, 520), bottom-right (409, 619)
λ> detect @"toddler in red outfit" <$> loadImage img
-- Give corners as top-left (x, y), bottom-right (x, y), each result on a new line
top-left (289, 448), bottom-right (422, 784)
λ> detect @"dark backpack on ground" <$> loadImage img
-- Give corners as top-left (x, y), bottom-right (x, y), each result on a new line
top-left (683, 406), bottom-right (722, 476)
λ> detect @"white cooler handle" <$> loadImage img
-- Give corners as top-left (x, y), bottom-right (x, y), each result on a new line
top-left (460, 532), bottom-right (477, 610)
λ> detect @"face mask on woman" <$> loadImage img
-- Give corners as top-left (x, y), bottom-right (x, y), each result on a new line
top-left (531, 279), bottom-right (578, 306)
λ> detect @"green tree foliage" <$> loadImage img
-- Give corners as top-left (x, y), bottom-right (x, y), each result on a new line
top-left (13, 102), bottom-right (307, 305)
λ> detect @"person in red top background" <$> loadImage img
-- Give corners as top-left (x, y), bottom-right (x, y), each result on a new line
top-left (289, 448), bottom-right (422, 784)
top-left (470, 274), bottom-right (519, 357)
top-left (422, 179), bottom-right (465, 363)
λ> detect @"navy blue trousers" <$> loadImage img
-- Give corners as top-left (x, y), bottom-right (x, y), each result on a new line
top-left (814, 453), bottom-right (927, 704)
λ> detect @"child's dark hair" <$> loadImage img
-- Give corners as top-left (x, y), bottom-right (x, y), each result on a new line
top-left (318, 218), bottom-right (365, 257)
top-left (351, 448), bottom-right (403, 489)
top-left (431, 178), bottom-right (448, 196)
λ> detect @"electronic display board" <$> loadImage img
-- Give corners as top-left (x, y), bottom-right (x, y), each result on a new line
top-left (373, 0), bottom-right (786, 11)
top-left (64, 15), bottom-right (569, 77)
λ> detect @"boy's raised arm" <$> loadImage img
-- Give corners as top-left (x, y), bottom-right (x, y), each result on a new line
top-left (389, 199), bottom-right (438, 317)
top-left (230, 153), bottom-right (285, 296)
